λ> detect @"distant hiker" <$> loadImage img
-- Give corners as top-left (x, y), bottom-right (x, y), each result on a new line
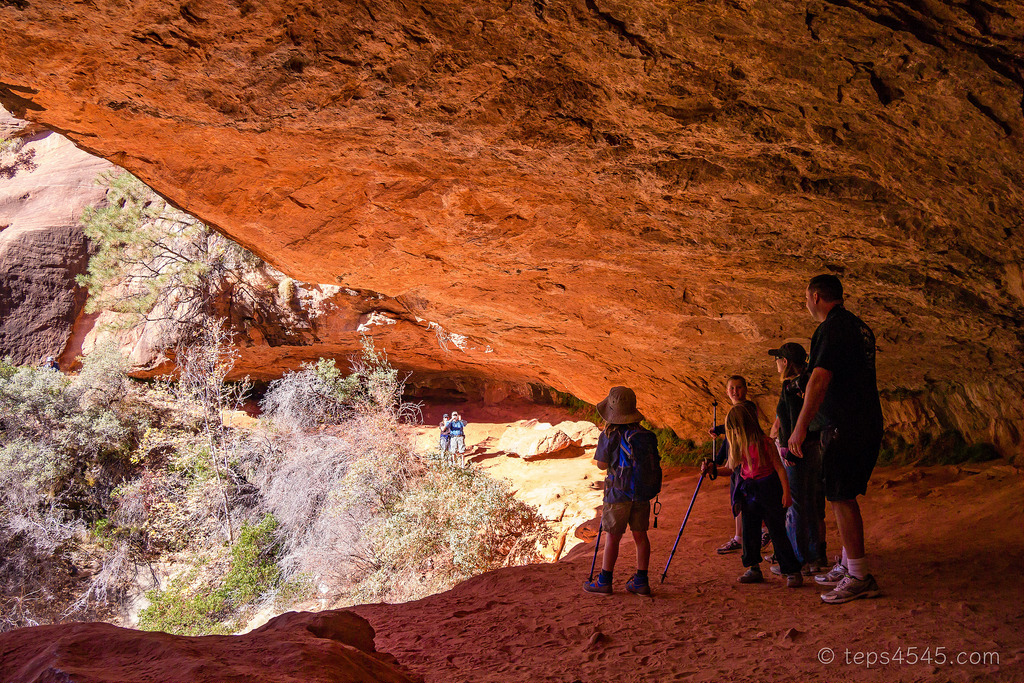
top-left (42, 356), bottom-right (60, 371)
top-left (788, 274), bottom-right (883, 604)
top-left (767, 342), bottom-right (827, 575)
top-left (703, 402), bottom-right (802, 587)
top-left (584, 386), bottom-right (661, 596)
top-left (439, 413), bottom-right (451, 453)
top-left (708, 376), bottom-right (770, 555)
top-left (447, 411), bottom-right (467, 464)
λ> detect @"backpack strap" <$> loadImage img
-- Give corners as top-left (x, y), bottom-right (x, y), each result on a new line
top-left (618, 425), bottom-right (639, 465)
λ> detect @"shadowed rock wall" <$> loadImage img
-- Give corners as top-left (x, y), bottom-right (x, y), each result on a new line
top-left (0, 111), bottom-right (112, 367)
top-left (0, 0), bottom-right (1020, 452)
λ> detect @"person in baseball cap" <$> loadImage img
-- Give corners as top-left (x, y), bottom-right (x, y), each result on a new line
top-left (766, 340), bottom-right (828, 580)
top-left (768, 342), bottom-right (807, 367)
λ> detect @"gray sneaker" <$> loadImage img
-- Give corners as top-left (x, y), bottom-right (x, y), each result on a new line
top-left (814, 561), bottom-right (848, 586)
top-left (820, 574), bottom-right (881, 604)
top-left (738, 566), bottom-right (764, 583)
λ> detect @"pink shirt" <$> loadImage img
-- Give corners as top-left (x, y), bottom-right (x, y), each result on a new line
top-left (740, 438), bottom-right (777, 480)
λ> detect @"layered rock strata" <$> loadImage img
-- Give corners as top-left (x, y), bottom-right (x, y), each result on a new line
top-left (0, 0), bottom-right (1021, 452)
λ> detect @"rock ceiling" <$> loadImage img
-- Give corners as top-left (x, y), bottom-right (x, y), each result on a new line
top-left (1, 0), bottom-right (1021, 440)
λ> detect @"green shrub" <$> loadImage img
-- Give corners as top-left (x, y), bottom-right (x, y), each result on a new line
top-left (641, 421), bottom-right (712, 466)
top-left (877, 429), bottom-right (1001, 466)
top-left (551, 390), bottom-right (601, 423)
top-left (354, 453), bottom-right (549, 603)
top-left (138, 515), bottom-right (281, 635)
top-left (136, 567), bottom-right (231, 636)
top-left (0, 362), bottom-right (135, 496)
top-left (222, 515), bottom-right (281, 605)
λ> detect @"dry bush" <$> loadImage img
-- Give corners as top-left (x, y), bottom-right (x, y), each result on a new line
top-left (351, 453), bottom-right (550, 604)
top-left (239, 415), bottom-right (421, 595)
top-left (0, 353), bottom-right (139, 629)
top-left (171, 324), bottom-right (252, 544)
top-left (247, 341), bottom-right (547, 608)
top-left (259, 359), bottom-right (354, 431)
top-left (260, 338), bottom-right (421, 432)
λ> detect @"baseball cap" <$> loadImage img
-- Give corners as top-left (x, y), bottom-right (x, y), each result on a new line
top-left (768, 342), bottom-right (807, 365)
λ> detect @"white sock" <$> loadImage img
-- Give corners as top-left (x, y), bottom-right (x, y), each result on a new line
top-left (846, 556), bottom-right (868, 580)
top-left (841, 547), bottom-right (848, 567)
top-left (734, 535), bottom-right (741, 543)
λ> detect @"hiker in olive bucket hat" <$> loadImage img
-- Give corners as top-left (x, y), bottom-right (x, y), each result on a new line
top-left (584, 387), bottom-right (662, 596)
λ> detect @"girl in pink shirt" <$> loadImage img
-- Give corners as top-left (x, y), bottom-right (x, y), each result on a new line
top-left (724, 403), bottom-right (803, 587)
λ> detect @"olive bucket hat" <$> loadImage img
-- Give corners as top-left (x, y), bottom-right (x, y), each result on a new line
top-left (596, 386), bottom-right (645, 424)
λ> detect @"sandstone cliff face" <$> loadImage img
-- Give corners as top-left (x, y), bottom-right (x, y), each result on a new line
top-left (1, 1), bottom-right (1021, 451)
top-left (0, 110), bottom-right (111, 367)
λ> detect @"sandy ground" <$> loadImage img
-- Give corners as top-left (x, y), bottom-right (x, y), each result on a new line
top-left (357, 403), bottom-right (1024, 683)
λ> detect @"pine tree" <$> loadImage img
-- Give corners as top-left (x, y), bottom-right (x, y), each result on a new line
top-left (76, 171), bottom-right (262, 333)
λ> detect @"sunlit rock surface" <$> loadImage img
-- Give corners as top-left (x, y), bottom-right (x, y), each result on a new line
top-left (0, 0), bottom-right (1021, 453)
top-left (0, 609), bottom-right (418, 683)
top-left (0, 110), bottom-right (111, 367)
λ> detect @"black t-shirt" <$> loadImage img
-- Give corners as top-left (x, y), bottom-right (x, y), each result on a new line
top-left (776, 376), bottom-right (803, 445)
top-left (775, 373), bottom-right (827, 444)
top-left (807, 306), bottom-right (883, 435)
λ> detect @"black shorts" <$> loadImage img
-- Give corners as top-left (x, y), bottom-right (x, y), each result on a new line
top-left (820, 425), bottom-right (881, 502)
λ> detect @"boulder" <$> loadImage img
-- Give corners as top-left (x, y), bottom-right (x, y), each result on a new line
top-left (498, 419), bottom-right (583, 460)
top-left (0, 609), bottom-right (418, 683)
top-left (553, 420), bottom-right (601, 448)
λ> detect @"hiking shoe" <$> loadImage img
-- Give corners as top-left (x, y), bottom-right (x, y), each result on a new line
top-left (738, 566), bottom-right (764, 584)
top-left (716, 538), bottom-right (742, 554)
top-left (814, 561), bottom-right (848, 587)
top-left (820, 574), bottom-right (880, 604)
top-left (769, 563), bottom-right (783, 576)
top-left (626, 574), bottom-right (652, 596)
top-left (583, 577), bottom-right (612, 594)
top-left (761, 531), bottom-right (771, 549)
top-left (786, 573), bottom-right (803, 588)
top-left (763, 553), bottom-right (776, 564)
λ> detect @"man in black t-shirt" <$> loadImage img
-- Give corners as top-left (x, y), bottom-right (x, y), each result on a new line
top-left (789, 274), bottom-right (883, 605)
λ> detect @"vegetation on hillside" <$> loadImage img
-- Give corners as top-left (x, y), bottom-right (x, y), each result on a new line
top-left (76, 171), bottom-right (263, 334)
top-left (0, 133), bottom-right (37, 179)
top-left (0, 332), bottom-right (549, 633)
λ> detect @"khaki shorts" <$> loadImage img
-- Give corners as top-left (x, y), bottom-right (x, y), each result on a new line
top-left (601, 500), bottom-right (651, 535)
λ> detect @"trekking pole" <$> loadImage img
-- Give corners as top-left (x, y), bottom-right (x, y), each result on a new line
top-left (661, 399), bottom-right (719, 584)
top-left (587, 524), bottom-right (604, 582)
top-left (660, 471), bottom-right (706, 583)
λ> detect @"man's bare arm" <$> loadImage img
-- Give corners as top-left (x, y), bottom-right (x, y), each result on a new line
top-left (788, 367), bottom-right (832, 457)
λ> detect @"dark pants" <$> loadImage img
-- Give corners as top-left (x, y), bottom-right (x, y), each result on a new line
top-left (784, 436), bottom-right (826, 565)
top-left (737, 472), bottom-right (801, 575)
